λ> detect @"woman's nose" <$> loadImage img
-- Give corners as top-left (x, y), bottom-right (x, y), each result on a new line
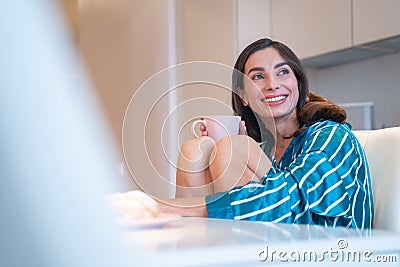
top-left (264, 76), bottom-right (279, 91)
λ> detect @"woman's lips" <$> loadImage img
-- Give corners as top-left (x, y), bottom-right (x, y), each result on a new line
top-left (262, 95), bottom-right (288, 106)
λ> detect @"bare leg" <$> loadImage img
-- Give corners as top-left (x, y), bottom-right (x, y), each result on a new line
top-left (210, 135), bottom-right (272, 193)
top-left (175, 136), bottom-right (216, 197)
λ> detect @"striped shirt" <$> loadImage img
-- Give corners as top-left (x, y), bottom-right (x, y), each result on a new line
top-left (206, 120), bottom-right (374, 229)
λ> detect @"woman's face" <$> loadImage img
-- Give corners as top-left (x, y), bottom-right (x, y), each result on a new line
top-left (240, 47), bottom-right (299, 124)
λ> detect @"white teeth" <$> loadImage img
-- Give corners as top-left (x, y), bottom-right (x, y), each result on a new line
top-left (265, 95), bottom-right (286, 102)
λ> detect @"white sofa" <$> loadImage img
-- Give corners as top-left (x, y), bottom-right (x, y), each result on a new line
top-left (353, 127), bottom-right (400, 232)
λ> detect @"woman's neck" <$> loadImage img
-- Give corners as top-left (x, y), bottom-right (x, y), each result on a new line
top-left (273, 116), bottom-right (300, 163)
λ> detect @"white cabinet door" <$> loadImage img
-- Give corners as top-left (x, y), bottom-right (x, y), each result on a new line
top-left (271, 0), bottom-right (352, 59)
top-left (353, 0), bottom-right (400, 45)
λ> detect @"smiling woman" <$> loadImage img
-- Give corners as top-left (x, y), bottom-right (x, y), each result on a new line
top-left (165, 38), bottom-right (374, 230)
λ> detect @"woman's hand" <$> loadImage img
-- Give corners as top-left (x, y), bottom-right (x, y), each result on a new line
top-left (198, 118), bottom-right (247, 136)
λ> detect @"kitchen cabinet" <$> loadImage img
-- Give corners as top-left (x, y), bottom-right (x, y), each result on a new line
top-left (271, 0), bottom-right (400, 68)
top-left (353, 0), bottom-right (400, 45)
top-left (271, 0), bottom-right (351, 59)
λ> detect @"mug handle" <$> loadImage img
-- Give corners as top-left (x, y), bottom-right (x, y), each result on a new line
top-left (191, 119), bottom-right (206, 138)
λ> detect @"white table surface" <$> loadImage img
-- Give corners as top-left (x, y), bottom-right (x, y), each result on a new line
top-left (122, 217), bottom-right (400, 267)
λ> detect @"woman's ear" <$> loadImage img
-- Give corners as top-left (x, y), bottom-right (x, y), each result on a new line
top-left (237, 88), bottom-right (249, 106)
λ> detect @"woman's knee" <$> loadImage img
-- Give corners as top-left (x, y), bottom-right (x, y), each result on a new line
top-left (177, 136), bottom-right (216, 173)
top-left (214, 135), bottom-right (257, 157)
top-left (210, 135), bottom-right (251, 167)
top-left (211, 135), bottom-right (270, 179)
top-left (179, 136), bottom-right (215, 161)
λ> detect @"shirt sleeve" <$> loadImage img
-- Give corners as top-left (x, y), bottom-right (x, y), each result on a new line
top-left (206, 122), bottom-right (372, 228)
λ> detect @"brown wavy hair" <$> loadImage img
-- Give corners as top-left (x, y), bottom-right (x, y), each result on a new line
top-left (232, 38), bottom-right (346, 141)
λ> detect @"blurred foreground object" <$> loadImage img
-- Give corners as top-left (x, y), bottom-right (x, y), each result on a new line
top-left (0, 1), bottom-right (139, 266)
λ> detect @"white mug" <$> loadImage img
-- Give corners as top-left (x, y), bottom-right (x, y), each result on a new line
top-left (191, 115), bottom-right (241, 142)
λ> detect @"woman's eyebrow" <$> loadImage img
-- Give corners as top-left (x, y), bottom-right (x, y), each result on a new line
top-left (274, 61), bottom-right (289, 69)
top-left (247, 67), bottom-right (264, 75)
top-left (247, 62), bottom-right (289, 75)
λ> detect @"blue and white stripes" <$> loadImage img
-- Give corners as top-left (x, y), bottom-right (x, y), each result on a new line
top-left (206, 120), bottom-right (374, 230)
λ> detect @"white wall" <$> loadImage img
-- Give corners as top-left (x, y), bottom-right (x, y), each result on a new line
top-left (308, 53), bottom-right (400, 129)
top-left (175, 0), bottom-right (237, 143)
top-left (79, 0), bottom-right (172, 146)
top-left (177, 0), bottom-right (236, 65)
top-left (79, 0), bottom-right (175, 195)
top-left (236, 0), bottom-right (271, 55)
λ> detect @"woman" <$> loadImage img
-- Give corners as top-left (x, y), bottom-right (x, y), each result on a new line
top-left (165, 38), bottom-right (374, 229)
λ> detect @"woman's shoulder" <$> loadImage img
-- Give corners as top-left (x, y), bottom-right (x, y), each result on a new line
top-left (306, 119), bottom-right (352, 136)
top-left (299, 120), bottom-right (355, 151)
top-left (301, 120), bottom-right (355, 157)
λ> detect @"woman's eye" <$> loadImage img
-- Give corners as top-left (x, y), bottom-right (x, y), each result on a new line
top-left (278, 68), bottom-right (289, 76)
top-left (252, 74), bottom-right (264, 80)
